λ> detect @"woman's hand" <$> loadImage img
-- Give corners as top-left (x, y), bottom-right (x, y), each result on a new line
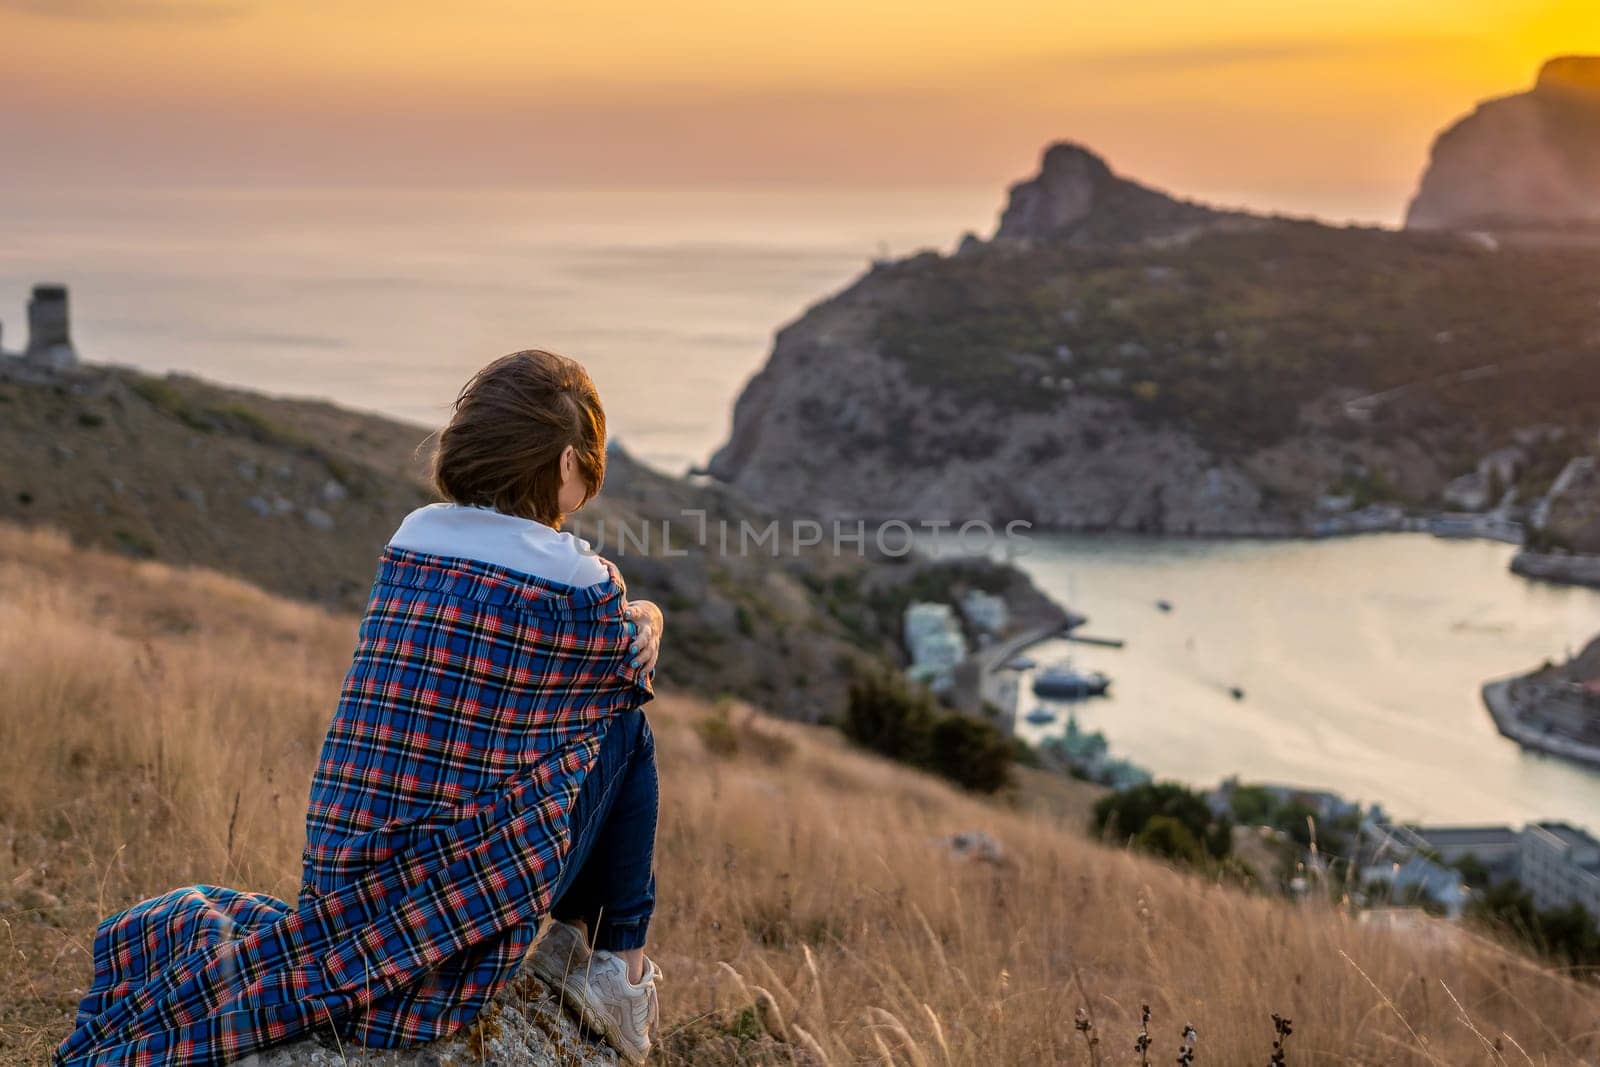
top-left (624, 599), bottom-right (663, 677)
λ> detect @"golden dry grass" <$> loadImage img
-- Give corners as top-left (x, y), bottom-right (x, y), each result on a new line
top-left (2, 522), bottom-right (1599, 1065)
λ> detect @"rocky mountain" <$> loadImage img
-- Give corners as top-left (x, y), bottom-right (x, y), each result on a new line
top-left (1407, 56), bottom-right (1600, 232)
top-left (993, 142), bottom-right (1222, 245)
top-left (0, 358), bottom-right (1062, 721)
top-left (709, 140), bottom-right (1600, 534)
top-left (1510, 453), bottom-right (1600, 587)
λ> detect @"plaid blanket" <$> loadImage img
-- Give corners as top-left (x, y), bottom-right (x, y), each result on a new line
top-left (56, 547), bottom-right (652, 1066)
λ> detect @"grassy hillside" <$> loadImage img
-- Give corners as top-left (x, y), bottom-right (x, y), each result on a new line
top-left (3, 524), bottom-right (1598, 1064)
top-left (877, 222), bottom-right (1600, 463)
top-left (0, 362), bottom-right (1061, 721)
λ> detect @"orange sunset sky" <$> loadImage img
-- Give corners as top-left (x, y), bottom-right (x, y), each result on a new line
top-left (2, 0), bottom-right (1596, 221)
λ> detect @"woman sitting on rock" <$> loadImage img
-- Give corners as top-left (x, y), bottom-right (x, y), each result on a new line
top-left (58, 351), bottom-right (665, 1066)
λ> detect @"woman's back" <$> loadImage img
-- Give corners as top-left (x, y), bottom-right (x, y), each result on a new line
top-left (301, 544), bottom-right (648, 901)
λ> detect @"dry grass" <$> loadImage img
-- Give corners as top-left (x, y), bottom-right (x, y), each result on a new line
top-left (2, 522), bottom-right (1599, 1065)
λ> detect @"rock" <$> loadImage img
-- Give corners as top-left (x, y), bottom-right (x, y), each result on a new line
top-left (943, 829), bottom-right (1006, 865)
top-left (319, 479), bottom-right (348, 504)
top-left (302, 507), bottom-right (335, 531)
top-left (234, 969), bottom-right (620, 1067)
top-left (1443, 471), bottom-right (1490, 512)
top-left (1531, 457), bottom-right (1600, 552)
top-left (993, 142), bottom-right (1220, 245)
top-left (1406, 57), bottom-right (1600, 231)
top-left (176, 485), bottom-right (207, 512)
top-left (704, 272), bottom-right (1292, 536)
top-left (245, 495), bottom-right (272, 517)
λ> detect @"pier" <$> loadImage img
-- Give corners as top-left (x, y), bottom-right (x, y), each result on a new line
top-left (1065, 633), bottom-right (1125, 649)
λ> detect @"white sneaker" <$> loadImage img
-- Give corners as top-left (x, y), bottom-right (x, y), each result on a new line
top-left (529, 921), bottom-right (661, 1064)
top-left (529, 918), bottom-right (593, 982)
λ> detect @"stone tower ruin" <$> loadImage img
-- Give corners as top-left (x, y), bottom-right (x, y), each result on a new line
top-left (23, 283), bottom-right (78, 370)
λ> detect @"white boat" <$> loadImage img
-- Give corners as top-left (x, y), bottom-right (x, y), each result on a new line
top-left (1024, 707), bottom-right (1056, 725)
top-left (1032, 660), bottom-right (1111, 699)
top-left (1006, 655), bottom-right (1038, 671)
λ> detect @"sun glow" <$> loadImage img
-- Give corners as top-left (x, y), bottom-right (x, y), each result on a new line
top-left (2, 0), bottom-right (1595, 217)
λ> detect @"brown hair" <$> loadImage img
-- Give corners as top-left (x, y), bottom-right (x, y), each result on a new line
top-left (432, 350), bottom-right (606, 527)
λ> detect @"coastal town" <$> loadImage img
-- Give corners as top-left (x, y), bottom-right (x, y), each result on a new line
top-left (1214, 779), bottom-right (1600, 934)
top-left (899, 538), bottom-right (1600, 936)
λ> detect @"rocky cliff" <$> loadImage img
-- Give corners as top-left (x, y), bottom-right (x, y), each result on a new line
top-left (709, 141), bottom-right (1600, 534)
top-left (1407, 56), bottom-right (1600, 232)
top-left (993, 142), bottom-right (1221, 245)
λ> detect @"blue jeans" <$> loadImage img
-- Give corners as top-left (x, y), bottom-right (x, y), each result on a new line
top-left (548, 709), bottom-right (657, 951)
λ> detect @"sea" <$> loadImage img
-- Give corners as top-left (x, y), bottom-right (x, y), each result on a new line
top-left (6, 185), bottom-right (1600, 829)
top-left (0, 185), bottom-right (999, 474)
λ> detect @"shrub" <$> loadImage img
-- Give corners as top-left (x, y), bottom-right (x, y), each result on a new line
top-left (843, 673), bottom-right (935, 765)
top-left (1092, 782), bottom-right (1232, 863)
top-left (1228, 784), bottom-right (1277, 825)
top-left (1452, 853), bottom-right (1492, 889)
top-left (842, 672), bottom-right (1012, 793)
top-left (694, 712), bottom-right (740, 758)
top-left (1133, 814), bottom-right (1207, 865)
top-left (1469, 880), bottom-right (1600, 966)
top-left (926, 714), bottom-right (1012, 794)
top-left (694, 702), bottom-right (796, 765)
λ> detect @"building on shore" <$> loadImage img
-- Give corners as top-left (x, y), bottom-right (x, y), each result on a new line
top-left (1520, 822), bottom-right (1600, 916)
top-left (1364, 820), bottom-right (1600, 923)
top-left (1204, 779), bottom-right (1600, 926)
top-left (1409, 825), bottom-right (1522, 882)
top-left (958, 589), bottom-right (1008, 638)
top-left (903, 602), bottom-right (967, 695)
top-left (1359, 854), bottom-right (1473, 917)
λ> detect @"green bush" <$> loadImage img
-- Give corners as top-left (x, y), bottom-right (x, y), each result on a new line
top-left (843, 673), bottom-right (935, 764)
top-left (926, 714), bottom-right (1012, 794)
top-left (1468, 880), bottom-right (1600, 966)
top-left (1092, 781), bottom-right (1232, 863)
top-left (1228, 784), bottom-right (1277, 825)
top-left (842, 673), bottom-right (1012, 793)
top-left (1133, 814), bottom-right (1207, 865)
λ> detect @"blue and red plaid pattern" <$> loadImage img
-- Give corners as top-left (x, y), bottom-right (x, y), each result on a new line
top-left (56, 547), bottom-right (652, 1066)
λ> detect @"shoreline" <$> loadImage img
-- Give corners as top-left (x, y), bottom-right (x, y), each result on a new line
top-left (913, 514), bottom-right (1517, 544)
top-left (1482, 675), bottom-right (1600, 771)
top-left (1510, 550), bottom-right (1600, 590)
